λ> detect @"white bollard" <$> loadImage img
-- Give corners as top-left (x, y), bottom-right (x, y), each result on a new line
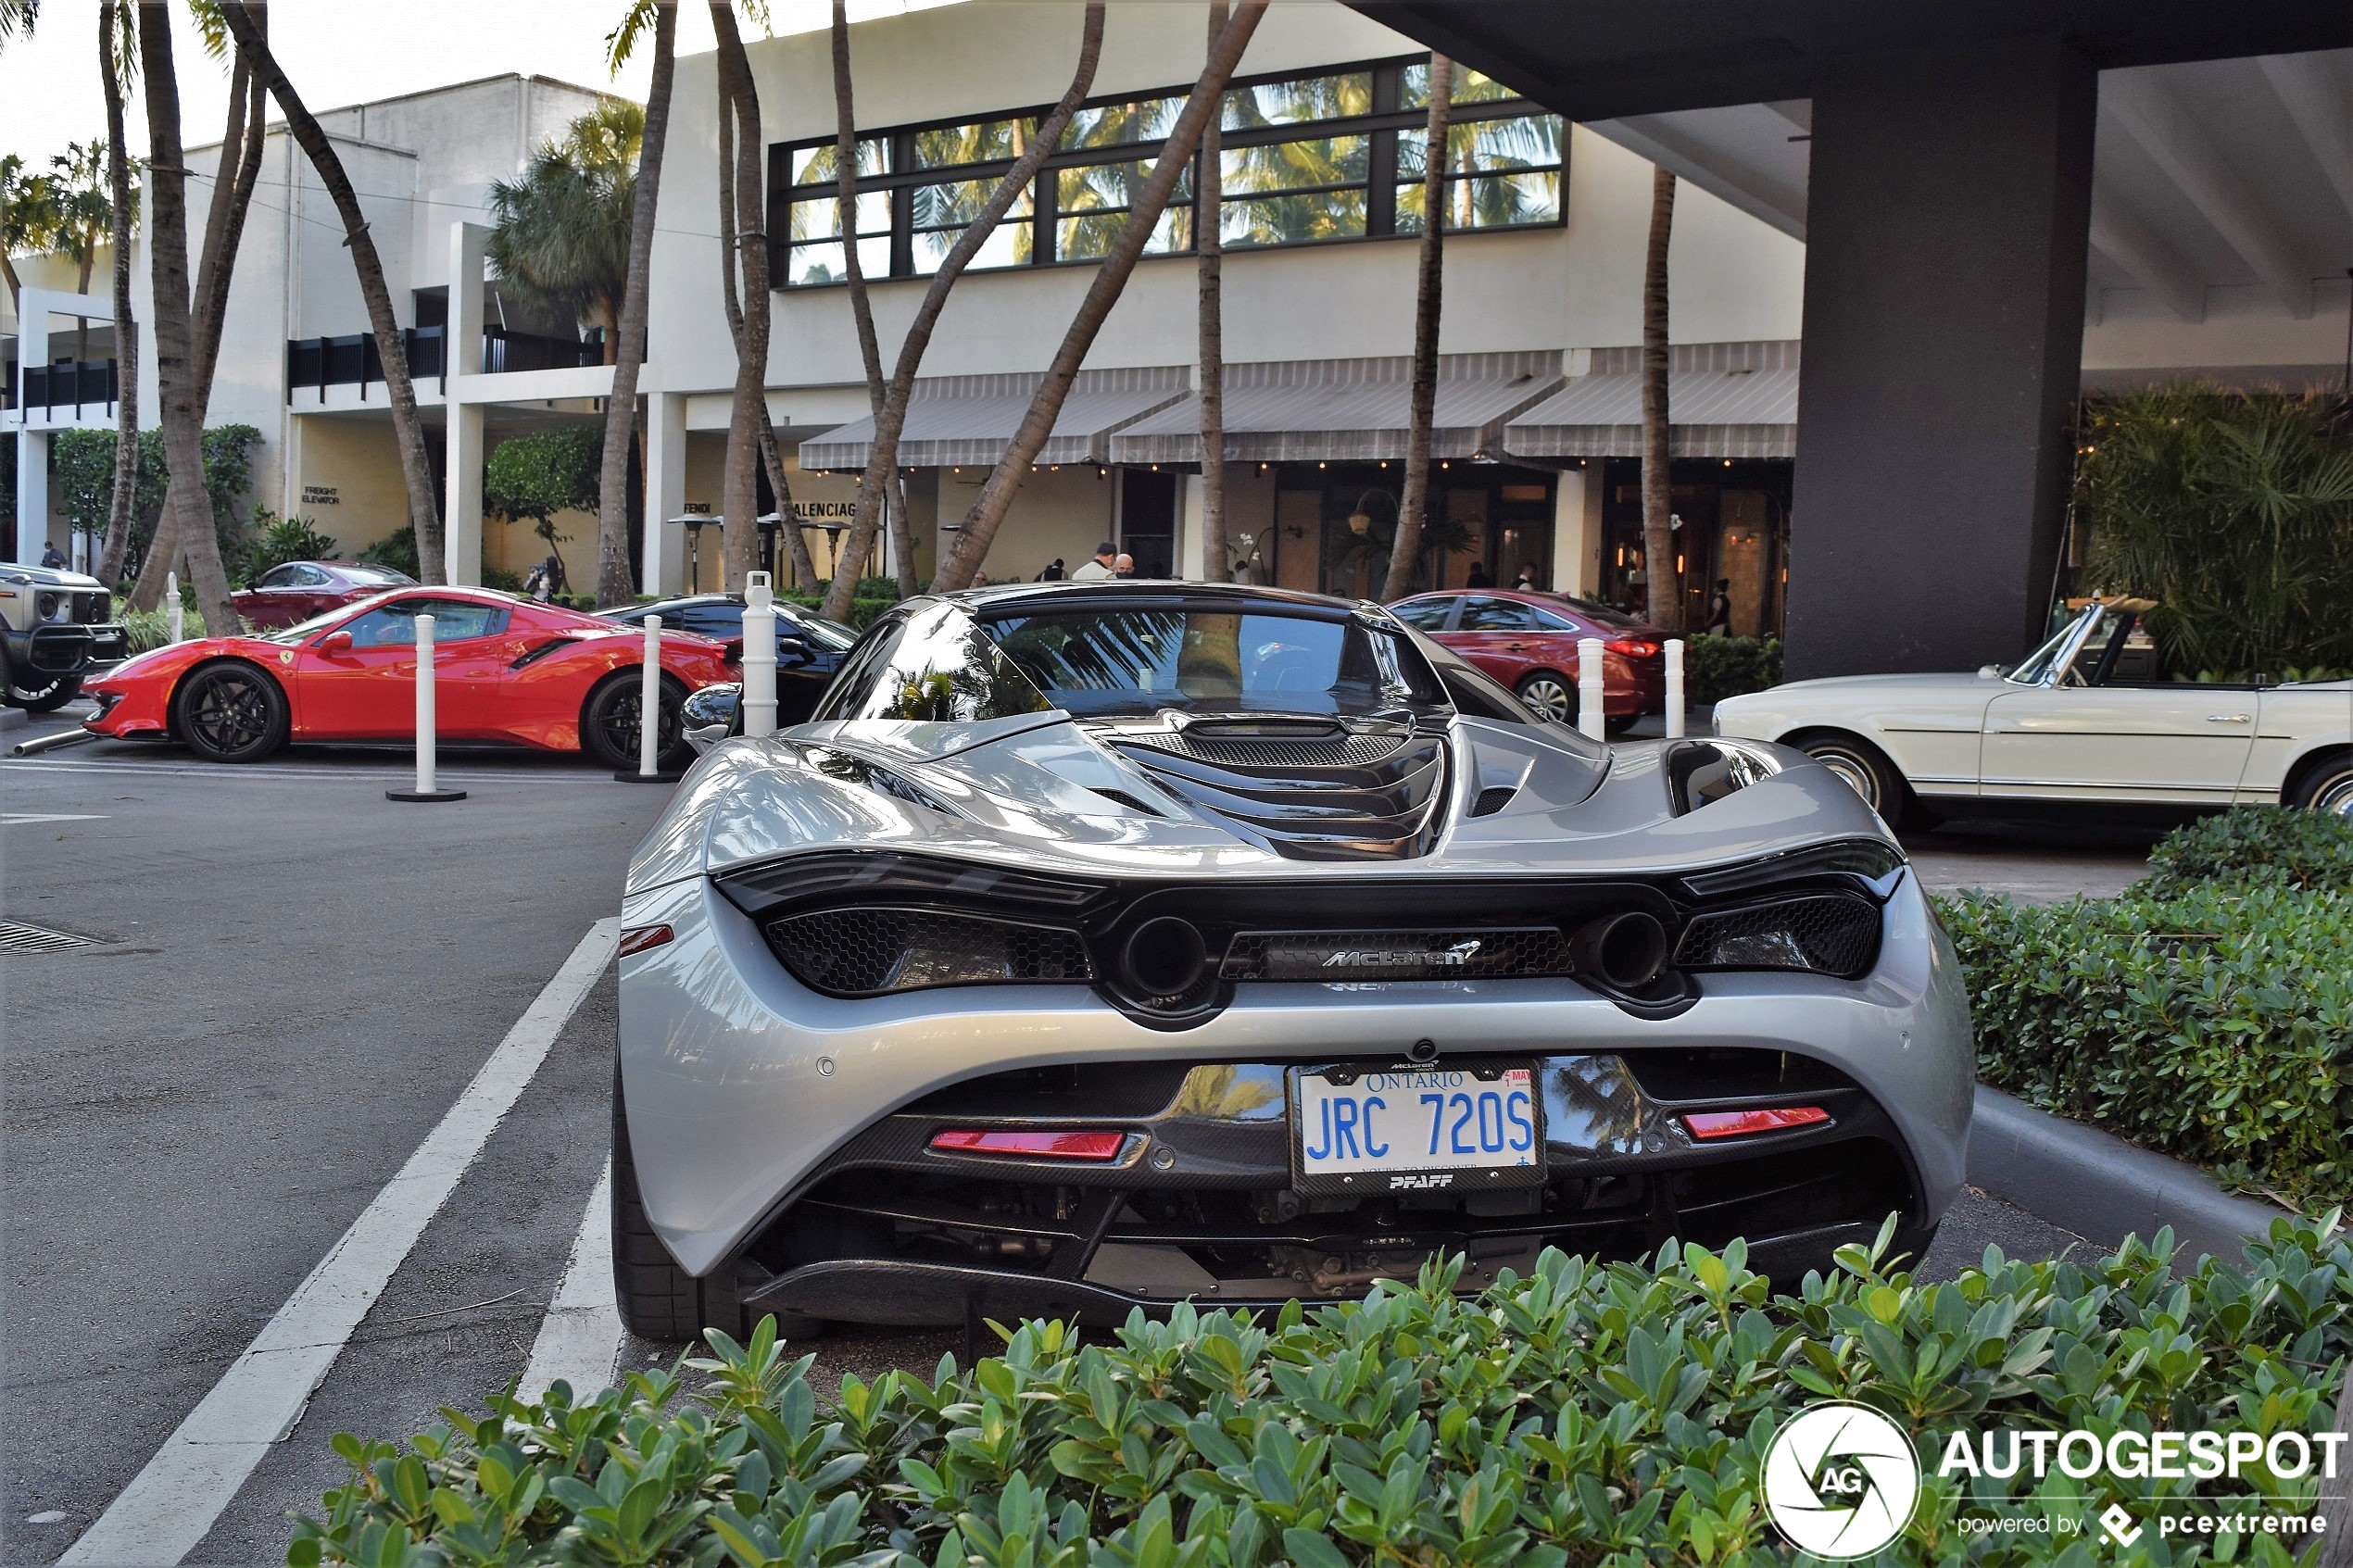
top-left (166, 571), bottom-right (183, 644)
top-left (1577, 635), bottom-right (1606, 741)
top-left (636, 615), bottom-right (663, 779)
top-left (1665, 639), bottom-right (1686, 738)
top-left (386, 611), bottom-right (466, 802)
top-left (740, 571), bottom-right (778, 738)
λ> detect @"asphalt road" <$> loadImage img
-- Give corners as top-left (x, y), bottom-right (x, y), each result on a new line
top-left (4, 709), bottom-right (2110, 1565)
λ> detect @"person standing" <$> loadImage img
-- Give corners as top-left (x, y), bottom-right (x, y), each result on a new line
top-left (1070, 541), bottom-right (1118, 581)
top-left (1465, 560), bottom-right (1493, 589)
top-left (1705, 578), bottom-right (1732, 634)
top-left (1037, 558), bottom-right (1066, 581)
top-left (1114, 552), bottom-right (1137, 578)
top-left (40, 541), bottom-right (68, 569)
top-left (1514, 563), bottom-right (1537, 590)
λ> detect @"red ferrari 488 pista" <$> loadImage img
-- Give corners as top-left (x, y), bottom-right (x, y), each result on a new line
top-left (82, 587), bottom-right (736, 766)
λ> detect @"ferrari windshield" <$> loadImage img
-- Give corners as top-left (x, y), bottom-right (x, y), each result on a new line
top-left (983, 608), bottom-right (1446, 719)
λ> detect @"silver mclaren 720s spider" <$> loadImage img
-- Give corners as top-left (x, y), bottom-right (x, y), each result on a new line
top-left (615, 582), bottom-right (1973, 1339)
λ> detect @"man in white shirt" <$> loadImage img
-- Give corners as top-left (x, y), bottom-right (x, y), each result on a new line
top-left (1069, 542), bottom-right (1119, 581)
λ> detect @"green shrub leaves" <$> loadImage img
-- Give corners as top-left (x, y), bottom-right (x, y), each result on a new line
top-left (293, 1218), bottom-right (2352, 1566)
top-left (2138, 808), bottom-right (2353, 898)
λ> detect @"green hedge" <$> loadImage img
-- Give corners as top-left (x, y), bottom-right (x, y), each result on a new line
top-left (2138, 807), bottom-right (2353, 897)
top-left (1682, 634), bottom-right (1783, 705)
top-left (783, 594), bottom-right (896, 633)
top-left (292, 1216), bottom-right (2351, 1567)
top-left (1942, 880), bottom-right (2353, 1210)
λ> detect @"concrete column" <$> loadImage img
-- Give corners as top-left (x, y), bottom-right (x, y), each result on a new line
top-left (1551, 465), bottom-right (1603, 596)
top-left (442, 222), bottom-right (489, 586)
top-left (14, 432), bottom-right (49, 566)
top-left (1784, 40), bottom-right (2095, 679)
top-left (642, 392), bottom-right (687, 597)
top-left (1176, 473), bottom-right (1206, 581)
top-left (446, 403), bottom-right (484, 587)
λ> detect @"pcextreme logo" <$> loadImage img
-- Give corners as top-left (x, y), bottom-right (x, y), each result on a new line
top-left (1762, 1402), bottom-right (1922, 1560)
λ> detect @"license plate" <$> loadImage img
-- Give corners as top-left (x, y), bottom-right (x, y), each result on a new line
top-left (1291, 1063), bottom-right (1544, 1194)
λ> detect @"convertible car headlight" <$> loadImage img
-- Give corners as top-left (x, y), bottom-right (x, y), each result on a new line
top-left (1672, 893), bottom-right (1881, 978)
top-left (763, 907), bottom-right (1093, 997)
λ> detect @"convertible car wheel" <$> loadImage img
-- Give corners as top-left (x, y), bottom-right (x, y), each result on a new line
top-left (171, 661), bottom-right (288, 762)
top-left (582, 672), bottom-right (692, 771)
top-left (1515, 671), bottom-right (1577, 724)
top-left (617, 583), bottom-right (1974, 1329)
top-left (2288, 750), bottom-right (2353, 817)
top-left (1792, 731), bottom-right (1912, 824)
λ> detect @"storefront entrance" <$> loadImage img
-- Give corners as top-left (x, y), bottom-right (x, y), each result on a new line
top-left (1253, 462), bottom-right (1556, 600)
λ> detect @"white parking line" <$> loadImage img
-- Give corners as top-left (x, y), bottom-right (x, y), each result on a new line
top-left (516, 1160), bottom-right (623, 1403)
top-left (1, 812), bottom-right (108, 824)
top-left (58, 919), bottom-right (620, 1568)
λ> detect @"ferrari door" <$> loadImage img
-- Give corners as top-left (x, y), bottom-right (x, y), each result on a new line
top-left (295, 601), bottom-right (424, 738)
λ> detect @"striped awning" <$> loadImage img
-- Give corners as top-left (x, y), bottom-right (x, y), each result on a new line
top-left (1503, 341), bottom-right (1799, 459)
top-left (796, 366), bottom-right (1189, 471)
top-left (1103, 351), bottom-right (1563, 466)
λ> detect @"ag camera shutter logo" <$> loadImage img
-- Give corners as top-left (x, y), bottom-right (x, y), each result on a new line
top-left (1763, 1401), bottom-right (1921, 1559)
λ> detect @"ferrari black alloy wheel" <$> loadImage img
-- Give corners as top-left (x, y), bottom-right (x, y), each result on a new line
top-left (171, 661), bottom-right (290, 763)
top-left (583, 672), bottom-right (692, 771)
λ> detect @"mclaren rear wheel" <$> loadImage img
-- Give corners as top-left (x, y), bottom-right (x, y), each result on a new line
top-left (582, 671), bottom-right (693, 771)
top-left (171, 661), bottom-right (289, 762)
top-left (1789, 728), bottom-right (1919, 828)
top-left (2286, 748), bottom-right (2353, 817)
top-left (611, 1073), bottom-right (824, 1344)
top-left (1514, 671), bottom-right (1578, 725)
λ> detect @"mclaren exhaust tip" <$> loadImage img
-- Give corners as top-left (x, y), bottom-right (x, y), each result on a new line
top-left (1570, 910), bottom-right (1669, 991)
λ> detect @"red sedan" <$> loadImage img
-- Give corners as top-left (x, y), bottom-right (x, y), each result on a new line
top-left (1390, 589), bottom-right (1666, 734)
top-left (82, 587), bottom-right (736, 766)
top-left (232, 560), bottom-right (419, 629)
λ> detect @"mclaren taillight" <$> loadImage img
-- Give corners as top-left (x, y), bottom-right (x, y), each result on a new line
top-left (929, 1129), bottom-right (1126, 1160)
top-left (764, 908), bottom-right (1091, 997)
top-left (619, 923), bottom-right (675, 957)
top-left (1672, 894), bottom-right (1881, 978)
top-left (1683, 1106), bottom-right (1831, 1140)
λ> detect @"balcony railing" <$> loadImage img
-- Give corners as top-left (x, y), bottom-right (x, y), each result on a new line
top-left (12, 358), bottom-right (120, 416)
top-left (283, 324), bottom-right (610, 401)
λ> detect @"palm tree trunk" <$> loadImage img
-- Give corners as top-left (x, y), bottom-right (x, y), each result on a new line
top-left (933, 1), bottom-right (1265, 592)
top-left (827, 0), bottom-right (911, 598)
top-left (131, 4), bottom-right (238, 635)
top-left (820, 3), bottom-right (1106, 621)
top-left (74, 252), bottom-right (93, 362)
top-left (1386, 54), bottom-right (1452, 598)
top-left (1197, 1), bottom-right (1228, 584)
top-left (596, 1), bottom-right (673, 608)
top-left (96, 0), bottom-right (140, 587)
top-left (711, 1), bottom-right (773, 594)
top-left (130, 18), bottom-right (270, 611)
top-left (218, 1), bottom-right (446, 584)
top-left (1641, 166), bottom-right (1679, 633)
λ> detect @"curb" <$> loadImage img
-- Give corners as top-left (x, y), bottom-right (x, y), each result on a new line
top-left (1967, 1084), bottom-right (2290, 1265)
top-left (0, 708), bottom-right (24, 733)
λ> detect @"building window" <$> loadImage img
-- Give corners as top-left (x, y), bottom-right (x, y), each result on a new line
top-left (772, 57), bottom-right (1564, 287)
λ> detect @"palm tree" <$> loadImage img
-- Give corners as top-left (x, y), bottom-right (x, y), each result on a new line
top-left (1, 155), bottom-right (59, 319)
top-left (826, 0), bottom-right (917, 596)
top-left (218, 1), bottom-right (446, 583)
top-left (131, 2), bottom-right (238, 634)
top-left (1642, 167), bottom-right (1680, 632)
top-left (45, 142), bottom-right (113, 360)
top-left (817, 1), bottom-right (1106, 623)
top-left (595, 1), bottom-right (673, 609)
top-left (1198, 2), bottom-right (1227, 583)
top-left (130, 4), bottom-right (270, 610)
top-left (96, 0), bottom-right (140, 585)
top-left (933, 2), bottom-right (1266, 593)
top-left (710, 0), bottom-right (780, 593)
top-left (486, 102), bottom-right (641, 364)
top-left (1386, 54), bottom-right (1451, 596)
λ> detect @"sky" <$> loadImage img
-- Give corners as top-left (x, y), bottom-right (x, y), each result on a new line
top-left (0, 0), bottom-right (960, 173)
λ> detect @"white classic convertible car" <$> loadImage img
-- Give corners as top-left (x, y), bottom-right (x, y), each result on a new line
top-left (1714, 599), bottom-right (2353, 825)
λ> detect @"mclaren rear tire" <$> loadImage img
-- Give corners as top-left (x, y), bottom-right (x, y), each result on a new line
top-left (611, 1073), bottom-right (824, 1344)
top-left (171, 660), bottom-right (289, 762)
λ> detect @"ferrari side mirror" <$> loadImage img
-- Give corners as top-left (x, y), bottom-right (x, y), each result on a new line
top-left (319, 629), bottom-right (353, 654)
